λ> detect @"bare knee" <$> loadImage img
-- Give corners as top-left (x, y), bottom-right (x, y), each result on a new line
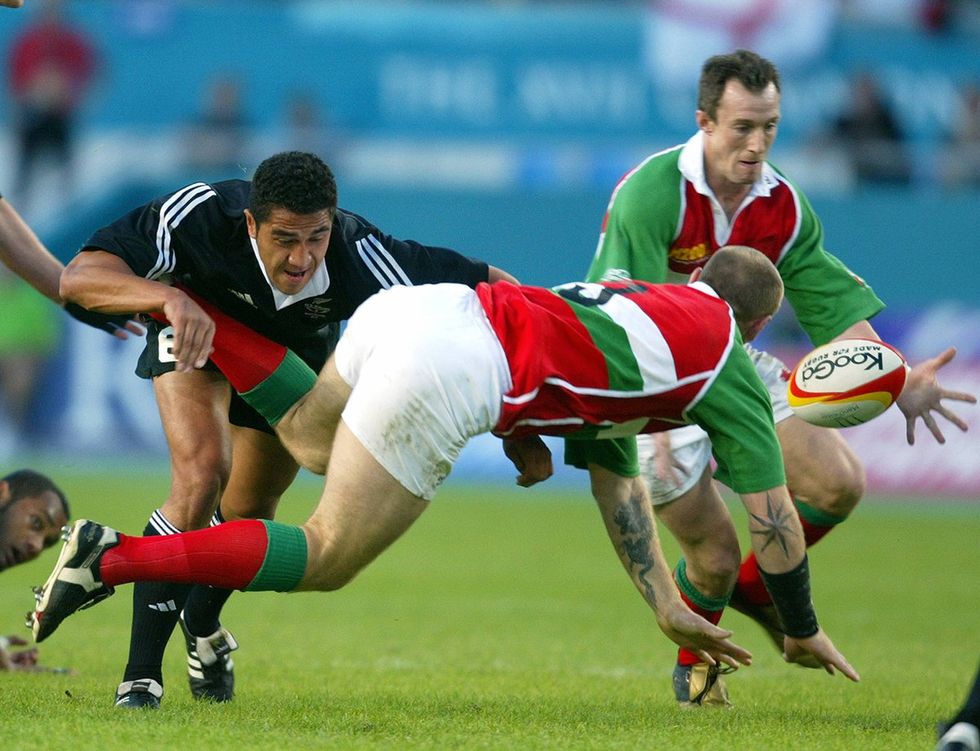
top-left (281, 438), bottom-right (329, 476)
top-left (798, 450), bottom-right (866, 518)
top-left (681, 543), bottom-right (741, 599)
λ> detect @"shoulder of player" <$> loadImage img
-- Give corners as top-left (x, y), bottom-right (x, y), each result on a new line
top-left (150, 179), bottom-right (249, 230)
top-left (608, 146), bottom-right (684, 210)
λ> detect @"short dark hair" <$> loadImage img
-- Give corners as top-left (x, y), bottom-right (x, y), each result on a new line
top-left (699, 245), bottom-right (783, 325)
top-left (2, 469), bottom-right (69, 520)
top-left (698, 49), bottom-right (781, 121)
top-left (248, 151), bottom-right (338, 225)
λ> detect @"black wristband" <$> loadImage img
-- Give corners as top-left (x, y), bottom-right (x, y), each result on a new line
top-left (64, 301), bottom-right (132, 336)
top-left (758, 554), bottom-right (819, 639)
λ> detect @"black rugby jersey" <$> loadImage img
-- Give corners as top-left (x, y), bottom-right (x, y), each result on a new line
top-left (82, 179), bottom-right (490, 354)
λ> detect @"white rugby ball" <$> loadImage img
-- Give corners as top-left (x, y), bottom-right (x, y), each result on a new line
top-left (787, 338), bottom-right (908, 428)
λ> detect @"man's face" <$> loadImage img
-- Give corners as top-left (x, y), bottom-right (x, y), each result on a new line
top-left (246, 207), bottom-right (333, 296)
top-left (698, 80), bottom-right (780, 190)
top-left (0, 492), bottom-right (68, 571)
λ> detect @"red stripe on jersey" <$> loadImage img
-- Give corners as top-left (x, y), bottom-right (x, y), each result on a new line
top-left (668, 179), bottom-right (799, 274)
top-left (476, 280), bottom-right (735, 439)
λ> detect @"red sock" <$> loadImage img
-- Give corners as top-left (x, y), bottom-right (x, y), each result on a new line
top-left (677, 589), bottom-right (724, 666)
top-left (100, 520), bottom-right (270, 589)
top-left (735, 511), bottom-right (837, 606)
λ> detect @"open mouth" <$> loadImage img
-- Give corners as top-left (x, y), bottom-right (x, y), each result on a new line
top-left (283, 269), bottom-right (309, 283)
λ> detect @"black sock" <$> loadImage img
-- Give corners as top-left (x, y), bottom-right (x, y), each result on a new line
top-left (120, 510), bottom-right (192, 687)
top-left (182, 585), bottom-right (235, 637)
top-left (952, 662), bottom-right (980, 726)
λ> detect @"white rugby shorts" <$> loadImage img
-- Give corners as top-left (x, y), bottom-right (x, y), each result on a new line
top-left (333, 284), bottom-right (512, 500)
top-left (640, 343), bottom-right (794, 505)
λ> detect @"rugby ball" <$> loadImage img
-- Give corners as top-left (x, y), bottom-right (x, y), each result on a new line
top-left (787, 338), bottom-right (908, 428)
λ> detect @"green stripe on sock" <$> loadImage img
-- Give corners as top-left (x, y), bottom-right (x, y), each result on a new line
top-left (675, 558), bottom-right (729, 612)
top-left (246, 520), bottom-right (308, 592)
top-left (794, 499), bottom-right (847, 527)
top-left (240, 350), bottom-right (317, 425)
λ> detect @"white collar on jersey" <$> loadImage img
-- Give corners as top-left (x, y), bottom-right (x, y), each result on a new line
top-left (689, 280), bottom-right (720, 299)
top-left (250, 236), bottom-right (331, 311)
top-left (678, 130), bottom-right (780, 199)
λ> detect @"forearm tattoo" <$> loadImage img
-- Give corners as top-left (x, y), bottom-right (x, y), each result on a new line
top-left (748, 492), bottom-right (798, 558)
top-left (612, 489), bottom-right (658, 606)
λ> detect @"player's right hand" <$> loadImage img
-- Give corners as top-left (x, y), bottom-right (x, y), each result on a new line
top-left (161, 290), bottom-right (215, 372)
top-left (783, 629), bottom-right (860, 681)
top-left (657, 604), bottom-right (753, 669)
top-left (502, 435), bottom-right (553, 487)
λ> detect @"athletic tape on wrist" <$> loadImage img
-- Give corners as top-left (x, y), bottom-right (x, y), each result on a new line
top-left (758, 554), bottom-right (819, 639)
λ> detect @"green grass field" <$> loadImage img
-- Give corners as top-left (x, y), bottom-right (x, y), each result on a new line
top-left (1, 467), bottom-right (977, 750)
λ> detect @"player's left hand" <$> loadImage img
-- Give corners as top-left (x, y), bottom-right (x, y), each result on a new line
top-left (64, 302), bottom-right (146, 340)
top-left (502, 435), bottom-right (553, 487)
top-left (657, 603), bottom-right (753, 669)
top-left (896, 347), bottom-right (976, 445)
top-left (782, 629), bottom-right (860, 681)
top-left (0, 1), bottom-right (24, 8)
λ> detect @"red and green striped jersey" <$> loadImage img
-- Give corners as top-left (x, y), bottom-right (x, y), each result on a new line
top-left (476, 279), bottom-right (785, 493)
top-left (588, 132), bottom-right (885, 346)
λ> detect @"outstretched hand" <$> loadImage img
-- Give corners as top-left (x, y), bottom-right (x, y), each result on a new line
top-left (897, 347), bottom-right (976, 445)
top-left (782, 629), bottom-right (860, 681)
top-left (657, 604), bottom-right (753, 670)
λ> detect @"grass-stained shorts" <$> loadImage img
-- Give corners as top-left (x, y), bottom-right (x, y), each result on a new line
top-left (333, 284), bottom-right (512, 500)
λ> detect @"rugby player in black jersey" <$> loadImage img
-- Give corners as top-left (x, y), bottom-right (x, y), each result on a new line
top-left (60, 151), bottom-right (521, 708)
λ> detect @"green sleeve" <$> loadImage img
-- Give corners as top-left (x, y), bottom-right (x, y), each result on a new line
top-left (687, 343), bottom-right (786, 494)
top-left (585, 151), bottom-right (683, 284)
top-left (775, 181), bottom-right (886, 346)
top-left (563, 436), bottom-right (639, 477)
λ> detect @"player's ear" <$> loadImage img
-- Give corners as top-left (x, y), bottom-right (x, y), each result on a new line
top-left (0, 481), bottom-right (10, 505)
top-left (696, 110), bottom-right (712, 133)
top-left (688, 267), bottom-right (703, 284)
top-left (244, 209), bottom-right (257, 239)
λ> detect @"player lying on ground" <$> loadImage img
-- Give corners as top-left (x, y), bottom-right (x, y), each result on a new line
top-left (30, 247), bottom-right (860, 689)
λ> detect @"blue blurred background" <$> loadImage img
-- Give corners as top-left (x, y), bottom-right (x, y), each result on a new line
top-left (1, 0), bottom-right (978, 495)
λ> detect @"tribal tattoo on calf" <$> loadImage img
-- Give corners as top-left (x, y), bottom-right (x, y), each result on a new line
top-left (748, 492), bottom-right (799, 558)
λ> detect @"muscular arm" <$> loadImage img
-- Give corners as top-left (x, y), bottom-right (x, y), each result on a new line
top-left (588, 465), bottom-right (751, 668)
top-left (739, 486), bottom-right (805, 574)
top-left (0, 197), bottom-right (64, 304)
top-left (739, 484), bottom-right (859, 681)
top-left (62, 251), bottom-right (214, 370)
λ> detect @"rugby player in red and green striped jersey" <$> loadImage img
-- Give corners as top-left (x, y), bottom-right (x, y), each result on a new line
top-left (572, 49), bottom-right (975, 703)
top-left (32, 247), bottom-right (861, 692)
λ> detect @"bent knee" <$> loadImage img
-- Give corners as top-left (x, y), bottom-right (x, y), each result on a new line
top-left (800, 453), bottom-right (866, 517)
top-left (681, 546), bottom-right (741, 599)
top-left (282, 439), bottom-right (328, 476)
